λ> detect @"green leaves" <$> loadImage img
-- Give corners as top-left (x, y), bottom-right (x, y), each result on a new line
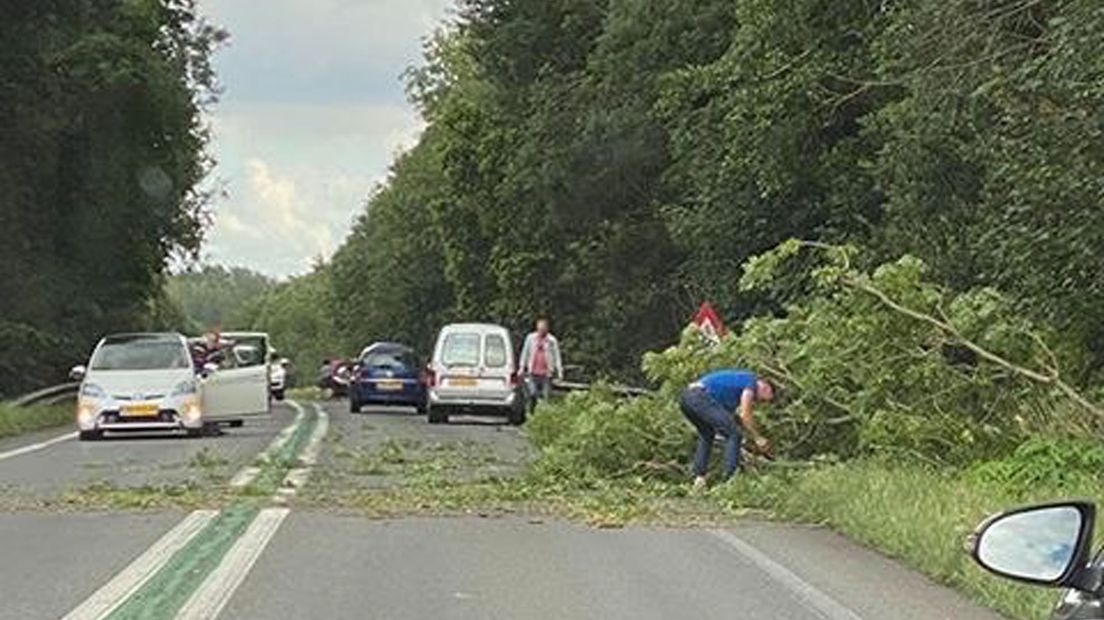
top-left (1, 0), bottom-right (223, 392)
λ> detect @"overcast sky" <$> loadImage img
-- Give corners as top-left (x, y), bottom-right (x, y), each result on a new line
top-left (196, 0), bottom-right (455, 278)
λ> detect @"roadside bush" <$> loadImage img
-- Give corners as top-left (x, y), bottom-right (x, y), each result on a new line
top-left (0, 322), bottom-right (72, 398)
top-left (965, 435), bottom-right (1104, 492)
top-left (0, 403), bottom-right (72, 438)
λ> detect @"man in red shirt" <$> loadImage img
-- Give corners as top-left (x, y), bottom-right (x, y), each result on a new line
top-left (520, 318), bottom-right (563, 404)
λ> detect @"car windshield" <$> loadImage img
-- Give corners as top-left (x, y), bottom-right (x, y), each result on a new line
top-left (91, 339), bottom-right (190, 371)
top-left (442, 333), bottom-right (480, 367)
top-left (361, 349), bottom-right (416, 369)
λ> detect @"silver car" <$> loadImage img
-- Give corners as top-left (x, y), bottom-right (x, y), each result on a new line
top-left (425, 323), bottom-right (526, 425)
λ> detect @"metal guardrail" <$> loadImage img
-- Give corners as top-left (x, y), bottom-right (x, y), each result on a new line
top-left (11, 382), bottom-right (80, 407)
top-left (552, 380), bottom-right (651, 398)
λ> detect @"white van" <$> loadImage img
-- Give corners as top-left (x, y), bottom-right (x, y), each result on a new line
top-left (426, 323), bottom-right (526, 425)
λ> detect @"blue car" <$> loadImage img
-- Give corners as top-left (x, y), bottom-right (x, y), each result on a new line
top-left (349, 342), bottom-right (427, 414)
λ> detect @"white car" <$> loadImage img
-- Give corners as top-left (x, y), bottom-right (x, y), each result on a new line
top-left (425, 323), bottom-right (526, 425)
top-left (71, 332), bottom-right (271, 440)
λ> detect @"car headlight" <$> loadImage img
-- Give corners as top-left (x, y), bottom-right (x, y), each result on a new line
top-left (80, 383), bottom-right (106, 399)
top-left (180, 398), bottom-right (202, 421)
top-left (172, 380), bottom-right (198, 396)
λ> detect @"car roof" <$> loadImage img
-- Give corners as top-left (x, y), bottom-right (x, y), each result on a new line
top-left (438, 322), bottom-right (509, 333)
top-left (101, 332), bottom-right (185, 344)
top-left (361, 342), bottom-right (413, 352)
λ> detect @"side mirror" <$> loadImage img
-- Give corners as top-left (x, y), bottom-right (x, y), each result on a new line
top-left (69, 365), bottom-right (87, 381)
top-left (968, 501), bottom-right (1096, 588)
top-left (202, 362), bottom-right (219, 376)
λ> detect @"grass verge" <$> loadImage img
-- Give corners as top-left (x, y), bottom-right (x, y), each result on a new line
top-left (713, 460), bottom-right (1102, 620)
top-left (0, 402), bottom-right (72, 439)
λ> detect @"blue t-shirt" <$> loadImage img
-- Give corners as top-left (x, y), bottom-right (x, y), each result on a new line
top-left (698, 369), bottom-right (757, 412)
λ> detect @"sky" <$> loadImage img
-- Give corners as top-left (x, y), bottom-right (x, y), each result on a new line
top-left (195, 0), bottom-right (455, 278)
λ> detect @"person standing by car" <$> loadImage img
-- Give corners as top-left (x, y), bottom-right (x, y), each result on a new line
top-left (679, 368), bottom-right (774, 490)
top-left (190, 330), bottom-right (225, 374)
top-left (519, 318), bottom-right (563, 404)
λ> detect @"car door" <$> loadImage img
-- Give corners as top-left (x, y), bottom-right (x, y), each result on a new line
top-left (202, 334), bottom-right (271, 419)
top-left (436, 331), bottom-right (482, 400)
top-left (477, 331), bottom-right (513, 401)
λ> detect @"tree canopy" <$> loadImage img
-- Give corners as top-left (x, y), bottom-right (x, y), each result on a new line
top-left (0, 0), bottom-right (223, 395)
top-left (323, 0), bottom-right (1104, 388)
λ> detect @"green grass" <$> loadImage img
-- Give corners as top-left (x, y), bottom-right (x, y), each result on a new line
top-left (714, 461), bottom-right (1103, 620)
top-left (0, 402), bottom-right (72, 439)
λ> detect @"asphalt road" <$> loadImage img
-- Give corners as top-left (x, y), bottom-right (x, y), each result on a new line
top-left (0, 399), bottom-right (1008, 620)
top-left (0, 403), bottom-right (297, 496)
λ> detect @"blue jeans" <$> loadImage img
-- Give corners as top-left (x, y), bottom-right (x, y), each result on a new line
top-left (527, 375), bottom-right (552, 400)
top-left (679, 386), bottom-right (743, 478)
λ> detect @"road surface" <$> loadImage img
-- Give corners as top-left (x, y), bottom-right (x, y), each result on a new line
top-left (0, 399), bottom-right (1006, 620)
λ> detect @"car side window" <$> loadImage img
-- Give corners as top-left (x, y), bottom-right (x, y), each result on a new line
top-left (484, 334), bottom-right (507, 368)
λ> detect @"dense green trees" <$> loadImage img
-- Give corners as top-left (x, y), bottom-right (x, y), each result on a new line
top-left (326, 0), bottom-right (1104, 391)
top-left (166, 266), bottom-right (275, 333)
top-left (0, 0), bottom-right (223, 395)
top-left (10, 0), bottom-right (1104, 409)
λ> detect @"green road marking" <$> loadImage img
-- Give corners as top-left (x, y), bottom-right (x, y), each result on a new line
top-left (106, 501), bottom-right (259, 620)
top-left (245, 405), bottom-right (319, 495)
top-left (104, 404), bottom-right (323, 618)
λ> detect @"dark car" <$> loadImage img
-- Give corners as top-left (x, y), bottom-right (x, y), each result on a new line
top-left (349, 342), bottom-right (427, 414)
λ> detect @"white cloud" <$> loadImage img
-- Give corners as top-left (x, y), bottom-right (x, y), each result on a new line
top-left (192, 0), bottom-right (450, 277)
top-left (201, 100), bottom-right (425, 276)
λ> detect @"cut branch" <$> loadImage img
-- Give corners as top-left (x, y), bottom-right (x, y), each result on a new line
top-left (840, 275), bottom-right (1104, 420)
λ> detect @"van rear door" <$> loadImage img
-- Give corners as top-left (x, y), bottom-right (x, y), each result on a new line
top-left (436, 331), bottom-right (481, 399)
top-left (477, 332), bottom-right (513, 400)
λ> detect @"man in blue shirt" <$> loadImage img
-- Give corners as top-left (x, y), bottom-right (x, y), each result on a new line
top-left (679, 368), bottom-right (774, 489)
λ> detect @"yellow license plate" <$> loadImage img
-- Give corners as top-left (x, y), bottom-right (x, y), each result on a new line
top-left (121, 403), bottom-right (159, 417)
top-left (376, 379), bottom-right (403, 391)
top-left (449, 377), bottom-right (477, 387)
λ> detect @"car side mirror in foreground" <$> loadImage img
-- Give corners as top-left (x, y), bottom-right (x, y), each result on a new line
top-left (967, 501), bottom-right (1097, 589)
top-left (69, 365), bottom-right (86, 381)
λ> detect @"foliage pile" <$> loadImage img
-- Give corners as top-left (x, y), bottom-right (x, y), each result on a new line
top-left (0, 0), bottom-right (224, 395)
top-left (533, 241), bottom-right (1102, 475)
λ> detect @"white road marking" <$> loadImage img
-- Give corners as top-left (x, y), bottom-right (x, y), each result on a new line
top-left (174, 508), bottom-right (290, 620)
top-left (62, 510), bottom-right (219, 620)
top-left (272, 404), bottom-right (328, 504)
top-left (228, 400), bottom-right (305, 489)
top-left (0, 431), bottom-right (76, 462)
top-left (711, 529), bottom-right (864, 620)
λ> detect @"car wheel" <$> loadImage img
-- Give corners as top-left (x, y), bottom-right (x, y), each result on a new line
top-left (507, 404), bottom-right (527, 426)
top-left (415, 398), bottom-right (428, 415)
top-left (186, 427), bottom-right (205, 438)
top-left (272, 389), bottom-right (285, 401)
top-left (349, 398), bottom-right (361, 414)
top-left (428, 406), bottom-right (449, 424)
top-left (78, 430), bottom-right (102, 441)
